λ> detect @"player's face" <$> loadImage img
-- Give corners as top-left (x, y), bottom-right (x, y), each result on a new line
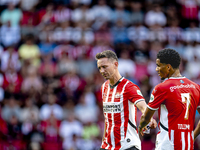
top-left (156, 59), bottom-right (170, 80)
top-left (97, 58), bottom-right (117, 80)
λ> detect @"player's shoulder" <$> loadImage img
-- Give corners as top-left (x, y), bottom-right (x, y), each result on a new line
top-left (154, 80), bottom-right (168, 91)
top-left (161, 77), bottom-right (200, 91)
top-left (123, 78), bottom-right (139, 88)
top-left (185, 79), bottom-right (200, 92)
top-left (169, 77), bottom-right (199, 88)
top-left (152, 79), bottom-right (174, 93)
top-left (185, 78), bottom-right (200, 87)
top-left (125, 80), bottom-right (143, 95)
top-left (122, 78), bottom-right (143, 96)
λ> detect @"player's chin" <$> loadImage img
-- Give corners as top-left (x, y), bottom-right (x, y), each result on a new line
top-left (158, 74), bottom-right (164, 80)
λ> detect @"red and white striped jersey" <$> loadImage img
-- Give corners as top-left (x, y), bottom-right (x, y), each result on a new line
top-left (101, 77), bottom-right (145, 150)
top-left (148, 77), bottom-right (200, 150)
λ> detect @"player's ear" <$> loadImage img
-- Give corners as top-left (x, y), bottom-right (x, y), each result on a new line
top-left (167, 64), bottom-right (172, 71)
top-left (114, 61), bottom-right (118, 68)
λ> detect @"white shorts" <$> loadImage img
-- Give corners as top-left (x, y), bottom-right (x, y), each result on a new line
top-left (155, 130), bottom-right (174, 150)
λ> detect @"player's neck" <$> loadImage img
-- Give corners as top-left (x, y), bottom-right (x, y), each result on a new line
top-left (109, 72), bottom-right (122, 86)
top-left (170, 69), bottom-right (182, 78)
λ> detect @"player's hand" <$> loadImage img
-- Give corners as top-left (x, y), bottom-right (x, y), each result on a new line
top-left (138, 126), bottom-right (147, 136)
top-left (149, 118), bottom-right (157, 129)
top-left (139, 118), bottom-right (157, 136)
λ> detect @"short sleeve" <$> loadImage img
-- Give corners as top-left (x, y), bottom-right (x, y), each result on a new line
top-left (148, 85), bottom-right (167, 110)
top-left (125, 82), bottom-right (145, 105)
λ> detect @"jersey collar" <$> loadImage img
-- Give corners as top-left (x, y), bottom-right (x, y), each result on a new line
top-left (109, 77), bottom-right (124, 89)
top-left (162, 76), bottom-right (186, 82)
top-left (169, 76), bottom-right (186, 79)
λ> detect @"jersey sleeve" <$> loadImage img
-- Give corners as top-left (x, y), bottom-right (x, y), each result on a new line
top-left (125, 82), bottom-right (145, 105)
top-left (148, 85), bottom-right (167, 110)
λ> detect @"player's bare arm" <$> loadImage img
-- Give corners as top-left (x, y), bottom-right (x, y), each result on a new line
top-left (139, 107), bottom-right (156, 136)
top-left (135, 100), bottom-right (147, 114)
top-left (136, 101), bottom-right (157, 135)
top-left (194, 108), bottom-right (200, 140)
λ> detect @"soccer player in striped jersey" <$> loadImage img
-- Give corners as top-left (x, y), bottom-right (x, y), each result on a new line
top-left (96, 50), bottom-right (157, 150)
top-left (139, 48), bottom-right (200, 150)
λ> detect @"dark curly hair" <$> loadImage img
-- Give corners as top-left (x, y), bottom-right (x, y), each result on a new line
top-left (157, 48), bottom-right (181, 69)
top-left (95, 50), bottom-right (118, 62)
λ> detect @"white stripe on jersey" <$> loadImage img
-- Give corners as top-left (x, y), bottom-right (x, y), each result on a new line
top-left (188, 132), bottom-right (190, 150)
top-left (111, 86), bottom-right (118, 150)
top-left (120, 81), bottom-right (129, 146)
top-left (129, 101), bottom-right (136, 126)
top-left (102, 82), bottom-right (106, 99)
top-left (105, 85), bottom-right (110, 149)
top-left (160, 105), bottom-right (169, 129)
top-left (181, 132), bottom-right (185, 150)
top-left (171, 130), bottom-right (174, 145)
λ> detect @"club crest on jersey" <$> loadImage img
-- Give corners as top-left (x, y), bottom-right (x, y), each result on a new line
top-left (180, 80), bottom-right (184, 83)
top-left (115, 92), bottom-right (121, 98)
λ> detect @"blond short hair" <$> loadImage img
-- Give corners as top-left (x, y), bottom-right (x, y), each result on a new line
top-left (95, 50), bottom-right (118, 62)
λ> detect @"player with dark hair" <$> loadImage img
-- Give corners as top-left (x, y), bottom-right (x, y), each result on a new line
top-left (139, 48), bottom-right (200, 150)
top-left (96, 50), bottom-right (157, 150)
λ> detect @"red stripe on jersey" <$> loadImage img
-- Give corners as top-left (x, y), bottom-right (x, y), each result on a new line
top-left (113, 113), bottom-right (121, 150)
top-left (123, 93), bottom-right (129, 138)
top-left (173, 130), bottom-right (180, 149)
top-left (107, 113), bottom-right (113, 149)
top-left (108, 88), bottom-right (114, 102)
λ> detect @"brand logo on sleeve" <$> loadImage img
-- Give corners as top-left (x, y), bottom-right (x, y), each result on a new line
top-left (149, 94), bottom-right (154, 102)
top-left (137, 90), bottom-right (143, 96)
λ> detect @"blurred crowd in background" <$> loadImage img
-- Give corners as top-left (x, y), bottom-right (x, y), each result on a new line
top-left (0, 0), bottom-right (200, 149)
